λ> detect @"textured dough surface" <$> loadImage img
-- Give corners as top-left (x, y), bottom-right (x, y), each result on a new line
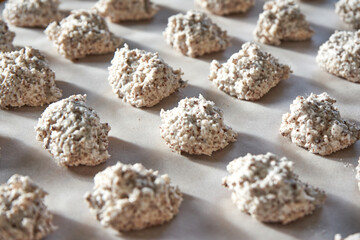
top-left (0, 19), bottom-right (15, 52)
top-left (335, 0), bottom-right (360, 29)
top-left (0, 174), bottom-right (56, 240)
top-left (93, 0), bottom-right (158, 22)
top-left (209, 42), bottom-right (291, 100)
top-left (3, 0), bottom-right (65, 27)
top-left (316, 30), bottom-right (360, 83)
top-left (0, 46), bottom-right (62, 109)
top-left (254, 0), bottom-right (313, 45)
top-left (335, 233), bottom-right (360, 240)
top-left (280, 92), bottom-right (360, 155)
top-left (163, 10), bottom-right (230, 57)
top-left (195, 0), bottom-right (254, 15)
top-left (160, 94), bottom-right (237, 155)
top-left (45, 10), bottom-right (123, 60)
top-left (35, 94), bottom-right (111, 167)
top-left (85, 162), bottom-right (183, 232)
top-left (108, 44), bottom-right (187, 107)
top-left (222, 152), bottom-right (326, 224)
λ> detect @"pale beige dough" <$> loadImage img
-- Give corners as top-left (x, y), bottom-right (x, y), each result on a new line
top-left (35, 95), bottom-right (111, 167)
top-left (0, 174), bottom-right (56, 240)
top-left (280, 92), bottom-right (360, 155)
top-left (163, 10), bottom-right (230, 57)
top-left (316, 30), bottom-right (360, 83)
top-left (335, 233), bottom-right (360, 240)
top-left (108, 44), bottom-right (187, 107)
top-left (93, 0), bottom-right (158, 22)
top-left (254, 0), bottom-right (313, 45)
top-left (336, 0), bottom-right (360, 29)
top-left (223, 152), bottom-right (326, 224)
top-left (209, 42), bottom-right (291, 101)
top-left (45, 10), bottom-right (123, 60)
top-left (0, 19), bottom-right (15, 52)
top-left (85, 162), bottom-right (183, 232)
top-left (195, 0), bottom-right (254, 15)
top-left (0, 46), bottom-right (62, 109)
top-left (3, 0), bottom-right (65, 28)
top-left (160, 94), bottom-right (237, 155)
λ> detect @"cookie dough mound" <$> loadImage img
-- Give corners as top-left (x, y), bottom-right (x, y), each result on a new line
top-left (0, 174), bottom-right (56, 240)
top-left (93, 0), bottom-right (159, 22)
top-left (316, 30), bottom-right (360, 83)
top-left (108, 44), bottom-right (187, 107)
top-left (222, 152), bottom-right (326, 224)
top-left (336, 0), bottom-right (360, 29)
top-left (85, 162), bottom-right (183, 232)
top-left (35, 95), bottom-right (111, 167)
top-left (45, 10), bottom-right (123, 60)
top-left (0, 19), bottom-right (15, 52)
top-left (254, 0), bottom-right (313, 45)
top-left (3, 0), bottom-right (64, 27)
top-left (163, 10), bottom-right (230, 57)
top-left (160, 94), bottom-right (237, 155)
top-left (0, 46), bottom-right (62, 109)
top-left (335, 233), bottom-right (360, 240)
top-left (280, 93), bottom-right (360, 155)
top-left (209, 42), bottom-right (291, 101)
top-left (195, 0), bottom-right (254, 15)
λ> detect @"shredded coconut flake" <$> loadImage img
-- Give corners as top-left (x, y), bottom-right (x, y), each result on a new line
top-left (35, 94), bottom-right (111, 167)
top-left (336, 0), bottom-right (360, 29)
top-left (254, 0), bottom-right (313, 45)
top-left (209, 42), bottom-right (291, 100)
top-left (163, 10), bottom-right (230, 57)
top-left (0, 174), bottom-right (56, 240)
top-left (280, 92), bottom-right (360, 156)
top-left (195, 0), bottom-right (254, 15)
top-left (222, 152), bottom-right (326, 224)
top-left (85, 162), bottom-right (183, 232)
top-left (108, 44), bottom-right (187, 107)
top-left (160, 94), bottom-right (237, 155)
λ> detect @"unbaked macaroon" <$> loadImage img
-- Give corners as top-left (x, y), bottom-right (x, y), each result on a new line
top-left (335, 0), bottom-right (360, 29)
top-left (163, 10), bottom-right (230, 57)
top-left (45, 10), bottom-right (123, 60)
top-left (222, 152), bottom-right (326, 224)
top-left (3, 0), bottom-right (65, 28)
top-left (108, 44), bottom-right (187, 107)
top-left (280, 92), bottom-right (360, 156)
top-left (93, 0), bottom-right (159, 22)
top-left (335, 233), bottom-right (360, 240)
top-left (209, 42), bottom-right (291, 101)
top-left (35, 95), bottom-right (111, 167)
top-left (0, 46), bottom-right (62, 109)
top-left (195, 0), bottom-right (254, 15)
top-left (316, 30), bottom-right (360, 83)
top-left (0, 174), bottom-right (56, 240)
top-left (85, 162), bottom-right (183, 232)
top-left (254, 0), bottom-right (313, 45)
top-left (160, 94), bottom-right (237, 155)
top-left (0, 19), bottom-right (15, 52)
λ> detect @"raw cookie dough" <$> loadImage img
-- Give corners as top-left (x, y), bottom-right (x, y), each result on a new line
top-left (3, 0), bottom-right (65, 27)
top-left (195, 0), bottom-right (254, 15)
top-left (316, 30), bottom-right (360, 83)
top-left (209, 42), bottom-right (291, 101)
top-left (85, 162), bottom-right (183, 232)
top-left (163, 10), bottom-right (230, 57)
top-left (0, 19), bottom-right (15, 52)
top-left (160, 94), bottom-right (237, 155)
top-left (35, 94), bottom-right (111, 167)
top-left (254, 0), bottom-right (313, 45)
top-left (336, 0), bottom-right (360, 29)
top-left (0, 174), bottom-right (56, 240)
top-left (45, 10), bottom-right (123, 60)
top-left (222, 152), bottom-right (326, 224)
top-left (280, 92), bottom-right (360, 155)
top-left (93, 0), bottom-right (159, 22)
top-left (0, 46), bottom-right (62, 109)
top-left (108, 44), bottom-right (187, 107)
top-left (335, 233), bottom-right (360, 240)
